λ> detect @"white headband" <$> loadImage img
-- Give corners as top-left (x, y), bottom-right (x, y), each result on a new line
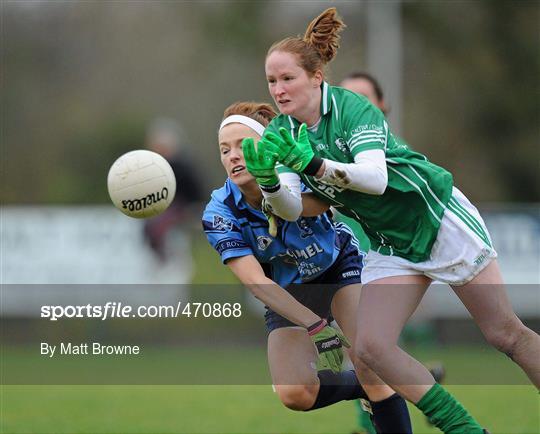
top-left (219, 115), bottom-right (265, 137)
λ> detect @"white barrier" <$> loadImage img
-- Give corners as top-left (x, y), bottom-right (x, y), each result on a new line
top-left (0, 205), bottom-right (538, 318)
top-left (1, 206), bottom-right (192, 285)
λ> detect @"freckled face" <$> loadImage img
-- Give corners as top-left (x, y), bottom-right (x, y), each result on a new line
top-left (218, 123), bottom-right (260, 187)
top-left (265, 50), bottom-right (322, 122)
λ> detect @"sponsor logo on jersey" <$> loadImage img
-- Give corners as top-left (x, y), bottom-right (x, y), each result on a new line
top-left (275, 242), bottom-right (323, 267)
top-left (315, 143), bottom-right (328, 151)
top-left (351, 124), bottom-right (384, 135)
top-left (299, 262), bottom-right (322, 280)
top-left (274, 251), bottom-right (298, 266)
top-left (212, 215), bottom-right (233, 233)
top-left (215, 238), bottom-right (248, 255)
top-left (256, 236), bottom-right (273, 251)
top-left (292, 242), bottom-right (323, 260)
top-left (313, 182), bottom-right (345, 200)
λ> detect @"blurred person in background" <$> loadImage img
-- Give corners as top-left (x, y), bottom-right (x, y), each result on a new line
top-left (340, 72), bottom-right (389, 117)
top-left (252, 7), bottom-right (540, 433)
top-left (203, 101), bottom-right (413, 434)
top-left (340, 71), bottom-right (410, 151)
top-left (144, 118), bottom-right (203, 281)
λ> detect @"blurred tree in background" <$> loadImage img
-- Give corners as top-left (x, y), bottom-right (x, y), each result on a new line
top-left (402, 0), bottom-right (540, 202)
top-left (2, 1), bottom-right (538, 204)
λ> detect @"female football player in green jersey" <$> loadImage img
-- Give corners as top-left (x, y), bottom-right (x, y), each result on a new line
top-left (244, 7), bottom-right (540, 434)
top-left (207, 101), bottom-right (413, 433)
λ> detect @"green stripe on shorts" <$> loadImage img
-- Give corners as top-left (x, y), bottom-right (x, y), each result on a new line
top-left (448, 198), bottom-right (492, 247)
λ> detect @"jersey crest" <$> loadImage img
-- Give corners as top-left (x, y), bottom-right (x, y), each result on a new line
top-left (297, 218), bottom-right (314, 238)
top-left (256, 235), bottom-right (273, 251)
top-left (334, 137), bottom-right (347, 153)
top-left (212, 215), bottom-right (233, 233)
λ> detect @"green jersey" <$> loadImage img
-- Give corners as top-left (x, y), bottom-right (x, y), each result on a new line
top-left (267, 82), bottom-right (454, 263)
top-left (333, 127), bottom-right (413, 252)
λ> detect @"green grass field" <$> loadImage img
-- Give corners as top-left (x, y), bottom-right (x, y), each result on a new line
top-left (1, 346), bottom-right (538, 434)
top-left (1, 385), bottom-right (537, 433)
top-left (2, 239), bottom-right (538, 433)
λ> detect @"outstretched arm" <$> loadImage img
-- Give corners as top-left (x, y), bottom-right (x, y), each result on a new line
top-left (227, 255), bottom-right (349, 373)
top-left (227, 255), bottom-right (319, 327)
top-left (315, 149), bottom-right (388, 195)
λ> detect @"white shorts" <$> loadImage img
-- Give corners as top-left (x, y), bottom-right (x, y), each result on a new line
top-left (361, 187), bottom-right (498, 286)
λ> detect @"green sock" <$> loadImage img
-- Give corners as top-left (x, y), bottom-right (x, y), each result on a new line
top-left (417, 383), bottom-right (484, 434)
top-left (354, 399), bottom-right (377, 434)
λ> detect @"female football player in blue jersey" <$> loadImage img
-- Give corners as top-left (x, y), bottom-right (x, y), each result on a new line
top-left (244, 7), bottom-right (540, 434)
top-left (203, 101), bottom-right (413, 433)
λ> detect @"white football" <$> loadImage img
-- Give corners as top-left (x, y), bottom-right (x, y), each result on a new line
top-left (107, 150), bottom-right (176, 218)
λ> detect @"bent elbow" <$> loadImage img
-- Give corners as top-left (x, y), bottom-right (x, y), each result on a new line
top-left (353, 170), bottom-right (387, 195)
top-left (358, 184), bottom-right (385, 195)
top-left (371, 169), bottom-right (388, 195)
top-left (371, 180), bottom-right (387, 195)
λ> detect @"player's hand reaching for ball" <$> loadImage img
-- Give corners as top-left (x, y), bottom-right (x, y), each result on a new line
top-left (307, 319), bottom-right (350, 373)
top-left (242, 137), bottom-right (279, 188)
top-left (265, 124), bottom-right (323, 176)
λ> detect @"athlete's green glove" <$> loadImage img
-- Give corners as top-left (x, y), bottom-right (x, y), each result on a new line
top-left (269, 123), bottom-right (323, 176)
top-left (308, 319), bottom-right (350, 373)
top-left (242, 137), bottom-right (279, 188)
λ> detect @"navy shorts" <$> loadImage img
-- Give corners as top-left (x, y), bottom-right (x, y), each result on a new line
top-left (265, 228), bottom-right (364, 332)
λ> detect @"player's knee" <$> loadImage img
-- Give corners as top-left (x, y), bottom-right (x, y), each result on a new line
top-left (349, 352), bottom-right (373, 378)
top-left (483, 317), bottom-right (526, 358)
top-left (348, 349), bottom-right (365, 371)
top-left (354, 332), bottom-right (390, 367)
top-left (275, 385), bottom-right (318, 411)
top-left (347, 347), bottom-right (371, 375)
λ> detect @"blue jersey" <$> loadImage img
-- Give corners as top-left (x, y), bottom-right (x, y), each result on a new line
top-left (202, 179), bottom-right (355, 287)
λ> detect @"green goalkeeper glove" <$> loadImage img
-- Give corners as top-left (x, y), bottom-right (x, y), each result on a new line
top-left (267, 123), bottom-right (323, 176)
top-left (242, 137), bottom-right (279, 188)
top-left (308, 319), bottom-right (350, 373)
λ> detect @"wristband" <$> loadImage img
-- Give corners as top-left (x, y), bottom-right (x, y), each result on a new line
top-left (307, 318), bottom-right (327, 336)
top-left (260, 183), bottom-right (281, 193)
top-left (303, 156), bottom-right (324, 176)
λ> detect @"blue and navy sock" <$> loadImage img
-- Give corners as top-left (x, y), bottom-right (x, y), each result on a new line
top-left (307, 369), bottom-right (368, 410)
top-left (371, 393), bottom-right (412, 434)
